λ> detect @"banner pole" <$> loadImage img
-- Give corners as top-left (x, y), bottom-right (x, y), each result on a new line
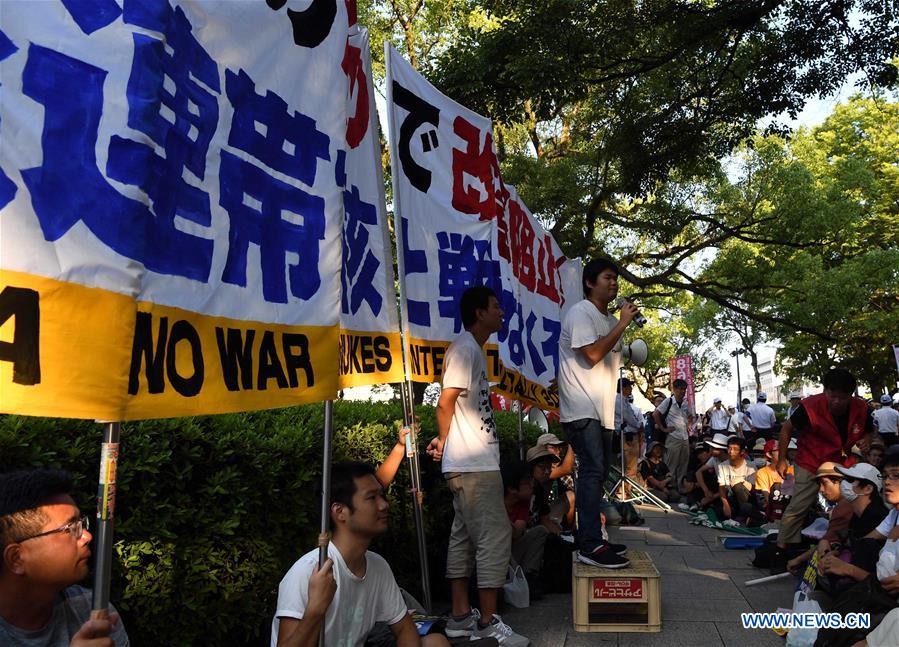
top-left (91, 421), bottom-right (120, 618)
top-left (517, 401), bottom-right (525, 460)
top-left (400, 380), bottom-right (433, 612)
top-left (385, 42), bottom-right (432, 613)
top-left (318, 400), bottom-right (334, 647)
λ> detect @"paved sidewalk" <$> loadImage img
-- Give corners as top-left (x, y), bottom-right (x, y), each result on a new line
top-left (500, 505), bottom-right (795, 646)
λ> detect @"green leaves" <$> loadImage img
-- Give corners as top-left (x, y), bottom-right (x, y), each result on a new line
top-left (0, 401), bottom-right (542, 646)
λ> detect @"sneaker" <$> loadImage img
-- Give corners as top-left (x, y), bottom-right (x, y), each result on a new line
top-left (607, 542), bottom-right (628, 556)
top-left (577, 544), bottom-right (630, 569)
top-left (470, 614), bottom-right (529, 646)
top-left (446, 607), bottom-right (481, 638)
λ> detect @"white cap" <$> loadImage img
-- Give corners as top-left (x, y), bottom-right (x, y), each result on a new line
top-left (706, 433), bottom-right (731, 450)
top-left (757, 392), bottom-right (767, 400)
top-left (713, 397), bottom-right (722, 404)
top-left (789, 392), bottom-right (802, 400)
top-left (835, 463), bottom-right (883, 492)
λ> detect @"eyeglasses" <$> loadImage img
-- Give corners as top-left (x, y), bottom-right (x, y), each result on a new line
top-left (883, 473), bottom-right (899, 482)
top-left (17, 515), bottom-right (89, 543)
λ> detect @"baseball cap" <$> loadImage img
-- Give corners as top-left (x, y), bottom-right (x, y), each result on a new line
top-left (706, 433), bottom-right (730, 450)
top-left (526, 445), bottom-right (560, 465)
top-left (757, 392), bottom-right (767, 401)
top-left (713, 397), bottom-right (722, 404)
top-left (789, 391), bottom-right (802, 400)
top-left (814, 462), bottom-right (842, 479)
top-left (537, 432), bottom-right (566, 447)
top-left (835, 463), bottom-right (883, 492)
top-left (763, 439), bottom-right (778, 455)
top-left (882, 394), bottom-right (893, 405)
top-left (753, 438), bottom-right (767, 452)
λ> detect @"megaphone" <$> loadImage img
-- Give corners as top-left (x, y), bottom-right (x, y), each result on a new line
top-left (527, 408), bottom-right (549, 432)
top-left (622, 339), bottom-right (648, 367)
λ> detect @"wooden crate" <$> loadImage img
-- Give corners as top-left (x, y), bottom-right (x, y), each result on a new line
top-left (571, 549), bottom-right (661, 632)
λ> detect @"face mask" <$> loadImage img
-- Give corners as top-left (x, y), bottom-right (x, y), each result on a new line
top-left (840, 479), bottom-right (858, 502)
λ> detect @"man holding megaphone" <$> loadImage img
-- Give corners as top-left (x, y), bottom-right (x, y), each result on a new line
top-left (558, 258), bottom-right (643, 569)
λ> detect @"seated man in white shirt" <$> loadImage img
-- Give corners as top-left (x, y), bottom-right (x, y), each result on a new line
top-left (715, 436), bottom-right (760, 523)
top-left (272, 461), bottom-right (449, 647)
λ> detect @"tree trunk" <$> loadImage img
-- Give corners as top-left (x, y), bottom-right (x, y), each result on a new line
top-left (749, 348), bottom-right (761, 393)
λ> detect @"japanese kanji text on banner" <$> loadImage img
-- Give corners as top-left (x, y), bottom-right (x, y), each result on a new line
top-left (669, 355), bottom-right (696, 412)
top-left (338, 27), bottom-right (403, 388)
top-left (0, 0), bottom-right (393, 419)
top-left (385, 45), bottom-right (565, 409)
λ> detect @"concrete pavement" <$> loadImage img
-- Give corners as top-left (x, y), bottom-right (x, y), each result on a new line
top-left (500, 505), bottom-right (796, 646)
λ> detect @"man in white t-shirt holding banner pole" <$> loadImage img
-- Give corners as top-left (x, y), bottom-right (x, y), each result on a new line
top-left (558, 258), bottom-right (638, 569)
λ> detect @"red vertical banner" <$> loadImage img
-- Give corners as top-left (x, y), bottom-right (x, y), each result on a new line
top-left (669, 355), bottom-right (696, 412)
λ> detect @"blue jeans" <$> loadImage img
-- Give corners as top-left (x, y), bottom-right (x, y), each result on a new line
top-left (563, 418), bottom-right (610, 552)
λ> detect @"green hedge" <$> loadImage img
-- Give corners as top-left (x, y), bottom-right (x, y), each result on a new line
top-left (0, 402), bottom-right (541, 646)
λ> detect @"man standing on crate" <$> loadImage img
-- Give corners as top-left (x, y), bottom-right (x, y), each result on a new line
top-left (558, 258), bottom-right (636, 569)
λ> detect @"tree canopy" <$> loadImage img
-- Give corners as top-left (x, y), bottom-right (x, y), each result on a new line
top-left (360, 0), bottom-right (899, 394)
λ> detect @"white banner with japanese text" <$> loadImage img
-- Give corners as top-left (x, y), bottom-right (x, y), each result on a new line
top-left (0, 0), bottom-right (374, 419)
top-left (385, 45), bottom-right (566, 409)
top-left (338, 27), bottom-right (403, 388)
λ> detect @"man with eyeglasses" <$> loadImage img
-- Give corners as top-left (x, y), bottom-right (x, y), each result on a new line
top-left (0, 469), bottom-right (129, 646)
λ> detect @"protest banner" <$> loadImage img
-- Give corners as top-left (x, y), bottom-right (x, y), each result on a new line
top-left (670, 355), bottom-right (696, 411)
top-left (385, 45), bottom-right (565, 409)
top-left (0, 0), bottom-right (375, 419)
top-left (338, 27), bottom-right (403, 388)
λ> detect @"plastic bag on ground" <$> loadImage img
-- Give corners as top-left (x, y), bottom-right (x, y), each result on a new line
top-left (502, 565), bottom-right (530, 608)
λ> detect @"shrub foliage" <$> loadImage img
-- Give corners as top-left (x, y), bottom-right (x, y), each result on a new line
top-left (0, 401), bottom-right (541, 646)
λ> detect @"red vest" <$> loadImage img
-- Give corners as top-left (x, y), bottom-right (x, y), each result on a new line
top-left (795, 393), bottom-right (869, 473)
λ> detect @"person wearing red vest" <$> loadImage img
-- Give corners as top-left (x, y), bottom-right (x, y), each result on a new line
top-left (771, 368), bottom-right (876, 571)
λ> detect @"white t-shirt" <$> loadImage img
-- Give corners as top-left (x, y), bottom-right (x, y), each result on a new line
top-left (558, 299), bottom-right (622, 425)
top-left (440, 331), bottom-right (500, 473)
top-left (708, 407), bottom-right (730, 430)
top-left (747, 402), bottom-right (777, 429)
top-left (727, 412), bottom-right (744, 435)
top-left (271, 543), bottom-right (407, 647)
top-left (716, 459), bottom-right (757, 489)
top-left (656, 396), bottom-right (693, 440)
top-left (874, 407), bottom-right (899, 435)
